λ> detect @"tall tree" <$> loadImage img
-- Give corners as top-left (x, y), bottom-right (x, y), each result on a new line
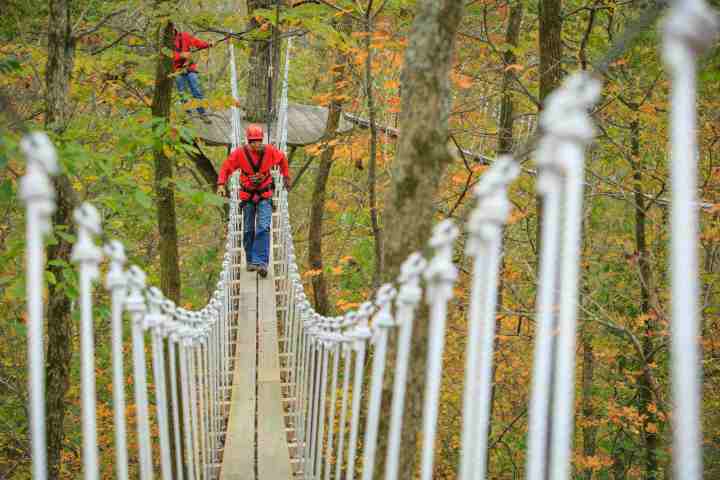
top-left (629, 110), bottom-right (659, 480)
top-left (245, 0), bottom-right (278, 124)
top-left (151, 18), bottom-right (181, 303)
top-left (375, 0), bottom-right (466, 477)
top-left (497, 1), bottom-right (523, 156)
top-left (308, 17), bottom-right (351, 316)
top-left (537, 0), bottom-right (563, 251)
top-left (44, 0), bottom-right (78, 476)
top-left (363, 1), bottom-right (383, 289)
top-left (487, 2), bottom-right (523, 464)
top-left (150, 13), bottom-right (183, 477)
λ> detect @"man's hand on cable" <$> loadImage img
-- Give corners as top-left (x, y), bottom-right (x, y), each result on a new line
top-left (217, 184), bottom-right (227, 197)
top-left (283, 177), bottom-right (291, 190)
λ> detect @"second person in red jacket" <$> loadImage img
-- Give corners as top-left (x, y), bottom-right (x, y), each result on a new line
top-left (173, 26), bottom-right (213, 122)
top-left (217, 124), bottom-right (291, 277)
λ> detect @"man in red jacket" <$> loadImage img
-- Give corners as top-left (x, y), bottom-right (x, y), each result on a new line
top-left (217, 124), bottom-right (291, 277)
top-left (173, 27), bottom-right (214, 122)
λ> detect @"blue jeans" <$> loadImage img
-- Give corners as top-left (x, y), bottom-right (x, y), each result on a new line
top-left (243, 199), bottom-right (272, 267)
top-left (175, 71), bottom-right (206, 114)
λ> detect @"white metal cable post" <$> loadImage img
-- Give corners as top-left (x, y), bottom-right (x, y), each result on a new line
top-left (420, 220), bottom-right (459, 480)
top-left (147, 288), bottom-right (173, 480)
top-left (346, 303), bottom-right (373, 480)
top-left (460, 157), bottom-right (519, 480)
top-left (525, 85), bottom-right (566, 480)
top-left (548, 73), bottom-right (600, 479)
top-left (126, 266), bottom-right (154, 480)
top-left (20, 132), bottom-right (58, 480)
top-left (72, 203), bottom-right (103, 480)
top-left (361, 285), bottom-right (397, 480)
top-left (104, 240), bottom-right (130, 480)
top-left (385, 253), bottom-right (426, 480)
top-left (662, 2), bottom-right (719, 479)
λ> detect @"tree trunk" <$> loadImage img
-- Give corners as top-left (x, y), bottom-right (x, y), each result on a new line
top-left (151, 20), bottom-right (181, 303)
top-left (536, 0), bottom-right (563, 253)
top-left (497, 1), bottom-right (523, 156)
top-left (44, 0), bottom-right (77, 476)
top-left (308, 16), bottom-right (351, 315)
top-left (375, 1), bottom-right (466, 477)
top-left (486, 6), bottom-right (523, 474)
top-left (245, 0), bottom-right (277, 124)
top-left (150, 17), bottom-right (183, 477)
top-left (364, 9), bottom-right (383, 289)
top-left (630, 114), bottom-right (658, 480)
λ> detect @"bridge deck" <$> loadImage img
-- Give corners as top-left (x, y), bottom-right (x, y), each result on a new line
top-left (220, 270), bottom-right (292, 480)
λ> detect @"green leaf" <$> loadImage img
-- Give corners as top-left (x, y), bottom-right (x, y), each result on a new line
top-left (0, 179), bottom-right (13, 203)
top-left (135, 189), bottom-right (153, 210)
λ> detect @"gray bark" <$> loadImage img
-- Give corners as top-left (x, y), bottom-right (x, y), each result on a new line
top-left (44, 0), bottom-right (77, 476)
top-left (375, 1), bottom-right (466, 477)
top-left (308, 15), bottom-right (351, 315)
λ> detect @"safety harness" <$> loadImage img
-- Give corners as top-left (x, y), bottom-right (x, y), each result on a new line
top-left (239, 145), bottom-right (275, 203)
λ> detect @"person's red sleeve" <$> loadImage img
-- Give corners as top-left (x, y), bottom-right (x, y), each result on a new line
top-left (274, 147), bottom-right (290, 181)
top-left (189, 35), bottom-right (210, 50)
top-left (218, 149), bottom-right (241, 185)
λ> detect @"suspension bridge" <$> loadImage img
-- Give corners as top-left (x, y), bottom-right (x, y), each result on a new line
top-left (16, 1), bottom-right (718, 479)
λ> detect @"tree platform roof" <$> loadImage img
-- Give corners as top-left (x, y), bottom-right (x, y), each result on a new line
top-left (191, 102), bottom-right (353, 147)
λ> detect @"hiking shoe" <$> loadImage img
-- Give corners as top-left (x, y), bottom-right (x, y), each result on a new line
top-left (247, 263), bottom-right (258, 272)
top-left (257, 265), bottom-right (268, 278)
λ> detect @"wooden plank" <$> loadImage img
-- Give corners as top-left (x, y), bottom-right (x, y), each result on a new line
top-left (220, 271), bottom-right (257, 480)
top-left (257, 273), bottom-right (292, 480)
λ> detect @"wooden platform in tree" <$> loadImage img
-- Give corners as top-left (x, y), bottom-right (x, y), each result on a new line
top-left (190, 103), bottom-right (353, 147)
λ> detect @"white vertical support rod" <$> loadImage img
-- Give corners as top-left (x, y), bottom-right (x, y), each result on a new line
top-left (525, 121), bottom-right (564, 480)
top-left (72, 203), bottom-right (103, 480)
top-left (458, 227), bottom-right (489, 480)
top-left (420, 221), bottom-right (459, 480)
top-left (467, 158), bottom-right (519, 480)
top-left (20, 132), bottom-right (58, 480)
top-left (304, 332), bottom-right (319, 477)
top-left (314, 336), bottom-right (331, 478)
top-left (662, 3), bottom-right (718, 479)
top-left (105, 241), bottom-right (130, 480)
top-left (147, 288), bottom-right (173, 480)
top-left (166, 317), bottom-right (185, 480)
top-left (361, 285), bottom-right (397, 480)
top-left (324, 342), bottom-right (341, 480)
top-left (548, 74), bottom-right (601, 479)
top-left (127, 267), bottom-right (154, 480)
top-left (346, 304), bottom-right (373, 480)
top-left (179, 329), bottom-right (197, 480)
top-left (385, 254), bottom-right (426, 480)
top-left (335, 339), bottom-right (353, 480)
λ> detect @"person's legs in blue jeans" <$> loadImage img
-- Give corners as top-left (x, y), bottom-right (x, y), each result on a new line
top-left (242, 201), bottom-right (257, 265)
top-left (252, 199), bottom-right (272, 267)
top-left (186, 71), bottom-right (206, 114)
top-left (175, 73), bottom-right (192, 113)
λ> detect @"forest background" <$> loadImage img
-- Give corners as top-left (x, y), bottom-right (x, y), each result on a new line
top-left (1, 0), bottom-right (719, 478)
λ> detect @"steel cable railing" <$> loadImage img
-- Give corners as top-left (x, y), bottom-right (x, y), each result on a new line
top-left (19, 2), bottom-right (716, 478)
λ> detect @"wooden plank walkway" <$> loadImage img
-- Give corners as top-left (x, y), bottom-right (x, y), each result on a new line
top-left (257, 274), bottom-right (293, 480)
top-left (220, 269), bottom-right (292, 480)
top-left (220, 272), bottom-right (257, 480)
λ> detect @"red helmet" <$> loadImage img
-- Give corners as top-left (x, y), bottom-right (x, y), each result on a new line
top-left (245, 124), bottom-right (264, 141)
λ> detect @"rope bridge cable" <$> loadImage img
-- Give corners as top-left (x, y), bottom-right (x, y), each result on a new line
top-left (18, 2), bottom-right (717, 479)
